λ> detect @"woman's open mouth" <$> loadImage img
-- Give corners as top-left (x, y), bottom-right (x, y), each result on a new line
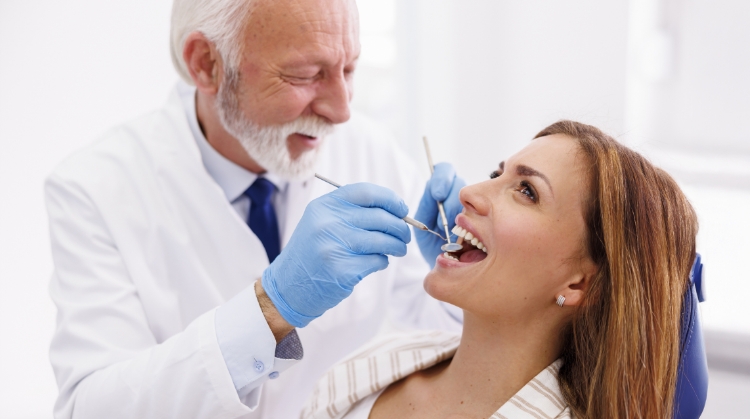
top-left (443, 225), bottom-right (488, 263)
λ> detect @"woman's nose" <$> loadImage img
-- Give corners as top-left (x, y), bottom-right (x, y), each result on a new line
top-left (459, 182), bottom-right (490, 216)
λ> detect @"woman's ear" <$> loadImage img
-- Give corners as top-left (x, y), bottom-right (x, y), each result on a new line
top-left (182, 32), bottom-right (224, 96)
top-left (558, 257), bottom-right (598, 307)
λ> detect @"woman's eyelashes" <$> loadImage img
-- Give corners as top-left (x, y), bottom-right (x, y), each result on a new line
top-left (489, 169), bottom-right (538, 203)
top-left (490, 166), bottom-right (505, 179)
top-left (516, 180), bottom-right (538, 202)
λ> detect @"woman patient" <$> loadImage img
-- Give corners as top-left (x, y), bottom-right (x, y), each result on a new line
top-left (302, 121), bottom-right (698, 419)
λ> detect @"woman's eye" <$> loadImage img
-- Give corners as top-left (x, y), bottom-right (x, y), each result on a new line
top-left (516, 180), bottom-right (537, 202)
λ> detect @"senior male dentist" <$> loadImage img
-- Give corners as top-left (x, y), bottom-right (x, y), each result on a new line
top-left (45, 0), bottom-right (465, 418)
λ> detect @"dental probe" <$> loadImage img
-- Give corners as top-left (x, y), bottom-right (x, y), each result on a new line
top-left (421, 137), bottom-right (464, 253)
top-left (314, 173), bottom-right (446, 241)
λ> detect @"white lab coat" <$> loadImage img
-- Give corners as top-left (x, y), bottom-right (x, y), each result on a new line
top-left (46, 86), bottom-right (461, 419)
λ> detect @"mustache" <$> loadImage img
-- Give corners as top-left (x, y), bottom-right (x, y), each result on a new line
top-left (276, 115), bottom-right (335, 139)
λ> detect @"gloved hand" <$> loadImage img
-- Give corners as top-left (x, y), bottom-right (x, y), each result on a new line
top-left (261, 183), bottom-right (412, 328)
top-left (414, 162), bottom-right (466, 268)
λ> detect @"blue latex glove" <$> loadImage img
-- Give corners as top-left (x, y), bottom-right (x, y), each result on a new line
top-left (414, 162), bottom-right (466, 268)
top-left (261, 183), bottom-right (412, 328)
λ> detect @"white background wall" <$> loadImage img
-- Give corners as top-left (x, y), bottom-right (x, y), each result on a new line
top-left (1, 0), bottom-right (748, 417)
top-left (0, 1), bottom-right (177, 417)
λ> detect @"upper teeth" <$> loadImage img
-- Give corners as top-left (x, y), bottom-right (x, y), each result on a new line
top-left (451, 225), bottom-right (487, 253)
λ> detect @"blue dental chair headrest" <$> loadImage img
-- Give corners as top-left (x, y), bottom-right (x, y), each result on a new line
top-left (673, 254), bottom-right (708, 418)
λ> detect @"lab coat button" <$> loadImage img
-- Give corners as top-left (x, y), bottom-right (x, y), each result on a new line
top-left (268, 371), bottom-right (280, 379)
top-left (254, 360), bottom-right (265, 373)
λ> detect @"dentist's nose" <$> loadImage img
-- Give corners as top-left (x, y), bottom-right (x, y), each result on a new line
top-left (311, 73), bottom-right (352, 124)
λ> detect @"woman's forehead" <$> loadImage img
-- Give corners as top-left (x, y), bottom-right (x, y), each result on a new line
top-left (508, 135), bottom-right (582, 174)
top-left (509, 135), bottom-right (589, 203)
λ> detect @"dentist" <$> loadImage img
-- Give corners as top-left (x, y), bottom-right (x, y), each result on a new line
top-left (45, 0), bottom-right (464, 418)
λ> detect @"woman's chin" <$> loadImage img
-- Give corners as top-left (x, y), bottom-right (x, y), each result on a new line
top-left (423, 275), bottom-right (455, 306)
top-left (424, 260), bottom-right (479, 306)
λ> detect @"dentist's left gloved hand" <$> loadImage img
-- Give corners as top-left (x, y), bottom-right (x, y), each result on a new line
top-left (415, 162), bottom-right (466, 268)
top-left (261, 183), bottom-right (412, 328)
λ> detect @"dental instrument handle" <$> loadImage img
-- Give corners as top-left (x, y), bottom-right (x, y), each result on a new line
top-left (403, 216), bottom-right (429, 232)
top-left (314, 173), bottom-right (343, 188)
top-left (314, 174), bottom-right (445, 239)
top-left (422, 137), bottom-right (452, 244)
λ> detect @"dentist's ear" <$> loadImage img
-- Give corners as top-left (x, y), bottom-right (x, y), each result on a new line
top-left (557, 257), bottom-right (598, 307)
top-left (183, 31), bottom-right (224, 96)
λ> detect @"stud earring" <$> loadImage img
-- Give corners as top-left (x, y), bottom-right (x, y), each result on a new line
top-left (556, 295), bottom-right (566, 307)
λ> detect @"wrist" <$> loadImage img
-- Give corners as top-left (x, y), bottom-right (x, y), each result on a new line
top-left (261, 268), bottom-right (320, 328)
top-left (254, 280), bottom-right (294, 343)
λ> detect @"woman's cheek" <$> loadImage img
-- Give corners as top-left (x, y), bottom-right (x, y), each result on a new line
top-left (493, 216), bottom-right (539, 255)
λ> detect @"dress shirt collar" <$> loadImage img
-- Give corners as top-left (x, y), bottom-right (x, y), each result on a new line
top-left (176, 81), bottom-right (286, 202)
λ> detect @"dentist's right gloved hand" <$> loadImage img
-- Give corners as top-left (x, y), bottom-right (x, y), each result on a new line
top-left (261, 183), bottom-right (412, 328)
top-left (414, 162), bottom-right (466, 269)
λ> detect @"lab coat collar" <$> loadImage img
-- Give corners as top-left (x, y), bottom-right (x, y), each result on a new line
top-left (176, 81), bottom-right (287, 202)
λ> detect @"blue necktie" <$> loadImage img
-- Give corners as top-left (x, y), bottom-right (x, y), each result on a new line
top-left (244, 178), bottom-right (281, 263)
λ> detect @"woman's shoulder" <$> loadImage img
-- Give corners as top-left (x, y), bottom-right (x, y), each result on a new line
top-left (300, 330), bottom-right (461, 419)
top-left (493, 360), bottom-right (574, 419)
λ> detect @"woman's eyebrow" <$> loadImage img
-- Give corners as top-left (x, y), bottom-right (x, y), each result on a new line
top-left (516, 164), bottom-right (554, 196)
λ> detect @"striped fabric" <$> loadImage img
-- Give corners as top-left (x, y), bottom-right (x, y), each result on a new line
top-left (301, 330), bottom-right (572, 419)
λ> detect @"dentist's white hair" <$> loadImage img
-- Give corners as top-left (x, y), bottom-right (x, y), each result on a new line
top-left (170, 0), bottom-right (255, 84)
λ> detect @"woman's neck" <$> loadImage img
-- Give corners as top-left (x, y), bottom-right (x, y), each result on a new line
top-left (435, 312), bottom-right (564, 415)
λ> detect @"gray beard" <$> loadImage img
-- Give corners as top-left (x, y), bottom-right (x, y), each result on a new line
top-left (215, 68), bottom-right (334, 181)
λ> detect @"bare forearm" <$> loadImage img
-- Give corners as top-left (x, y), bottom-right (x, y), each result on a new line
top-left (255, 280), bottom-right (294, 343)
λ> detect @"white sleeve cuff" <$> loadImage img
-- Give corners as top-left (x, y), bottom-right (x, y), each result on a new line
top-left (215, 283), bottom-right (304, 403)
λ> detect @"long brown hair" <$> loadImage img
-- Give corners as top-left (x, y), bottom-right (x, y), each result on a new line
top-left (534, 121), bottom-right (698, 418)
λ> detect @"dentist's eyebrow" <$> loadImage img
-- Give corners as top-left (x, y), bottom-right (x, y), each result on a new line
top-left (516, 164), bottom-right (553, 196)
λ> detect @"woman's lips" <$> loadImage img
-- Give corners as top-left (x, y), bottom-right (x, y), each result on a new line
top-left (437, 214), bottom-right (489, 267)
top-left (454, 214), bottom-right (485, 248)
top-left (436, 250), bottom-right (485, 268)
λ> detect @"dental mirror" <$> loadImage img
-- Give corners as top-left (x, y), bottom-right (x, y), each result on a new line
top-left (441, 243), bottom-right (463, 252)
